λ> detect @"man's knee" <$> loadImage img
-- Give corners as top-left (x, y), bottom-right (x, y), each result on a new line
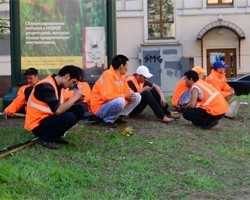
top-left (141, 91), bottom-right (152, 98)
top-left (116, 97), bottom-right (126, 109)
top-left (134, 93), bottom-right (141, 104)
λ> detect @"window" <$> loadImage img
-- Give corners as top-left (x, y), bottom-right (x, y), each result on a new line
top-left (147, 0), bottom-right (175, 39)
top-left (207, 0), bottom-right (233, 6)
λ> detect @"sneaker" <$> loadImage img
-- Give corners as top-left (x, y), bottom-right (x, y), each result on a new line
top-left (201, 120), bottom-right (218, 129)
top-left (100, 120), bottom-right (117, 128)
top-left (114, 117), bottom-right (127, 124)
top-left (88, 116), bottom-right (100, 124)
top-left (54, 136), bottom-right (70, 145)
top-left (38, 139), bottom-right (59, 149)
top-left (158, 116), bottom-right (174, 123)
top-left (224, 101), bottom-right (240, 119)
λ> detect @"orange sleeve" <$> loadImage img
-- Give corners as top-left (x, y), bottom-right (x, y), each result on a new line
top-left (78, 82), bottom-right (92, 103)
top-left (90, 70), bottom-right (131, 114)
top-left (171, 79), bottom-right (188, 106)
top-left (220, 80), bottom-right (231, 98)
top-left (4, 85), bottom-right (28, 115)
top-left (123, 75), bottom-right (133, 94)
top-left (98, 72), bottom-right (126, 101)
top-left (62, 88), bottom-right (74, 102)
top-left (205, 72), bottom-right (231, 98)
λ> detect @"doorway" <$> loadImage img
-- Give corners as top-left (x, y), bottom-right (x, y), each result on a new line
top-left (207, 48), bottom-right (236, 78)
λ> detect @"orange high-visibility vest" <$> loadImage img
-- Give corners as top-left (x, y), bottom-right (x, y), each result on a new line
top-left (90, 66), bottom-right (132, 114)
top-left (62, 81), bottom-right (91, 103)
top-left (171, 78), bottom-right (188, 107)
top-left (4, 84), bottom-right (31, 115)
top-left (126, 75), bottom-right (144, 93)
top-left (193, 79), bottom-right (229, 115)
top-left (205, 69), bottom-right (232, 98)
top-left (24, 75), bottom-right (63, 131)
top-left (62, 81), bottom-right (92, 111)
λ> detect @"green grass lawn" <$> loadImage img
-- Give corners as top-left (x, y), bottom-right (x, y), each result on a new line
top-left (0, 96), bottom-right (249, 199)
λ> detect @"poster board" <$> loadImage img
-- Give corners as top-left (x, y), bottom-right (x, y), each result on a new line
top-left (19, 0), bottom-right (107, 81)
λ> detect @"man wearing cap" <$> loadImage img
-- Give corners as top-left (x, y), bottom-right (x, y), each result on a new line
top-left (171, 66), bottom-right (206, 112)
top-left (205, 60), bottom-right (239, 119)
top-left (90, 55), bottom-right (141, 128)
top-left (3, 68), bottom-right (40, 119)
top-left (127, 65), bottom-right (175, 123)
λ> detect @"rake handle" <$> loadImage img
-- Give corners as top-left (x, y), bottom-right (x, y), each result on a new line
top-left (0, 142), bottom-right (36, 159)
top-left (0, 112), bottom-right (25, 118)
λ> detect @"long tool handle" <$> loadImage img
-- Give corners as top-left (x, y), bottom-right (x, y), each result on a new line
top-left (0, 112), bottom-right (25, 118)
top-left (0, 142), bottom-right (36, 158)
top-left (0, 138), bottom-right (38, 153)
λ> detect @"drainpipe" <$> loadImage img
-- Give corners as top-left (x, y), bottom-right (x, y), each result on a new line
top-left (106, 0), bottom-right (117, 67)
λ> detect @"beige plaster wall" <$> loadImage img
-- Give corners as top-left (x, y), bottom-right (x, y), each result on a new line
top-left (116, 17), bottom-right (144, 75)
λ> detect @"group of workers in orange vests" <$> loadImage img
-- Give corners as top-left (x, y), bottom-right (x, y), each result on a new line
top-left (2, 55), bottom-right (239, 149)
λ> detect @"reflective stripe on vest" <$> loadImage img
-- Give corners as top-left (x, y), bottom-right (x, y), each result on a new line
top-left (27, 100), bottom-right (53, 113)
top-left (195, 81), bottom-right (220, 106)
top-left (27, 77), bottom-right (58, 113)
top-left (114, 80), bottom-right (124, 86)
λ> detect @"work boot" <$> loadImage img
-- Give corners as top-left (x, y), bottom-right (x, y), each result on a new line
top-left (38, 138), bottom-right (59, 149)
top-left (54, 136), bottom-right (70, 145)
top-left (114, 117), bottom-right (127, 124)
top-left (201, 120), bottom-right (218, 129)
top-left (100, 120), bottom-right (118, 128)
top-left (88, 115), bottom-right (100, 124)
top-left (224, 101), bottom-right (240, 119)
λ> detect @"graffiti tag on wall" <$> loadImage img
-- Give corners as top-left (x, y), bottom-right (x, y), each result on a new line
top-left (144, 55), bottom-right (162, 63)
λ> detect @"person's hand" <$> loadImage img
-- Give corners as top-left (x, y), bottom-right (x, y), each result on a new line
top-left (142, 86), bottom-right (152, 92)
top-left (160, 97), bottom-right (167, 107)
top-left (180, 102), bottom-right (188, 108)
top-left (2, 111), bottom-right (8, 119)
top-left (73, 90), bottom-right (85, 102)
top-left (230, 88), bottom-right (235, 95)
top-left (125, 92), bottom-right (136, 102)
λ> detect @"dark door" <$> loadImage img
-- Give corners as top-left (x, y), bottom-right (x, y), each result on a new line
top-left (207, 48), bottom-right (236, 77)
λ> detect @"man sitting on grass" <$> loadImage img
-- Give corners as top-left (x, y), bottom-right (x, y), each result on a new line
top-left (205, 60), bottom-right (240, 119)
top-left (25, 65), bottom-right (85, 149)
top-left (3, 68), bottom-right (39, 118)
top-left (181, 70), bottom-right (229, 129)
top-left (127, 65), bottom-right (176, 123)
top-left (89, 54), bottom-right (141, 128)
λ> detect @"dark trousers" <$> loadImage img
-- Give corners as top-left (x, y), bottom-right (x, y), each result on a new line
top-left (129, 88), bottom-right (170, 119)
top-left (32, 103), bottom-right (85, 142)
top-left (183, 107), bottom-right (224, 126)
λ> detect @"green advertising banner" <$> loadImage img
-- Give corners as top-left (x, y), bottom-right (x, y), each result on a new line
top-left (19, 0), bottom-right (107, 80)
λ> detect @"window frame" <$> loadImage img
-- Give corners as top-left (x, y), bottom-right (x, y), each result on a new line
top-left (146, 0), bottom-right (175, 41)
top-left (207, 0), bottom-right (233, 6)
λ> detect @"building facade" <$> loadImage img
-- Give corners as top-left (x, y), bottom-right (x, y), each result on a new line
top-left (0, 0), bottom-right (250, 96)
top-left (0, 0), bottom-right (10, 97)
top-left (116, 0), bottom-right (250, 94)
